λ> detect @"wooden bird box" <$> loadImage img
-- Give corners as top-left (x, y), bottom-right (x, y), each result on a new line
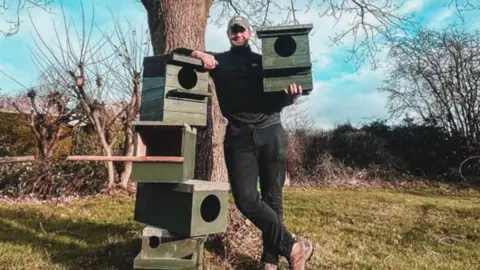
top-left (133, 226), bottom-right (206, 269)
top-left (140, 53), bottom-right (212, 126)
top-left (134, 180), bottom-right (230, 237)
top-left (256, 24), bottom-right (314, 95)
top-left (131, 122), bottom-right (197, 183)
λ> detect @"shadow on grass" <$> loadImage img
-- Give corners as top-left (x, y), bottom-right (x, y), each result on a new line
top-left (0, 207), bottom-right (141, 270)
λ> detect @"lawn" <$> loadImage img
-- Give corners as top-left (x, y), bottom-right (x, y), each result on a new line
top-left (0, 187), bottom-right (479, 269)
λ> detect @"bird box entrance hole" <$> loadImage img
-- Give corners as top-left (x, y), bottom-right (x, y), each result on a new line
top-left (178, 66), bottom-right (198, 90)
top-left (148, 236), bottom-right (160, 248)
top-left (274, 36), bottom-right (297, 57)
top-left (200, 194), bottom-right (221, 223)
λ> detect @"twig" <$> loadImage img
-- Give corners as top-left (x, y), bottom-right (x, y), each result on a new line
top-left (39, 222), bottom-right (48, 234)
top-left (55, 230), bottom-right (86, 238)
top-left (438, 236), bottom-right (461, 244)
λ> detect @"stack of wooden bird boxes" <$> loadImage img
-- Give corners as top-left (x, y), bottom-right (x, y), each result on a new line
top-left (255, 24), bottom-right (314, 95)
top-left (131, 53), bottom-right (229, 270)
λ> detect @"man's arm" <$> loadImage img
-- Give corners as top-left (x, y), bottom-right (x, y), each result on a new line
top-left (171, 47), bottom-right (219, 58)
top-left (171, 47), bottom-right (218, 70)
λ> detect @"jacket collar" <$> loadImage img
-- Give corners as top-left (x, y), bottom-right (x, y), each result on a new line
top-left (230, 44), bottom-right (252, 54)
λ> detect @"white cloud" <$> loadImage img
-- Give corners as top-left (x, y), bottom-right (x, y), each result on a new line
top-left (399, 0), bottom-right (428, 14)
top-left (299, 67), bottom-right (390, 129)
top-left (428, 8), bottom-right (454, 28)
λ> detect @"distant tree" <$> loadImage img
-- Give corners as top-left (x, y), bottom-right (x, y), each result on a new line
top-left (11, 87), bottom-right (77, 160)
top-left (281, 96), bottom-right (314, 133)
top-left (28, 3), bottom-right (149, 188)
top-left (381, 25), bottom-right (480, 142)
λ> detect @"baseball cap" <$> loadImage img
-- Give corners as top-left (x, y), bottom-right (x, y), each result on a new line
top-left (227, 15), bottom-right (251, 31)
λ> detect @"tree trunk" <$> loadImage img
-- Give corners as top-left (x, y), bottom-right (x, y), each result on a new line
top-left (194, 79), bottom-right (228, 182)
top-left (120, 125), bottom-right (135, 188)
top-left (141, 0), bottom-right (228, 183)
top-left (92, 110), bottom-right (115, 187)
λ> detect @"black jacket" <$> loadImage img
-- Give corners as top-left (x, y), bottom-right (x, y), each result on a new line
top-left (171, 45), bottom-right (295, 128)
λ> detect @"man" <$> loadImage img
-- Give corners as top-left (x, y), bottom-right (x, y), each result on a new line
top-left (172, 15), bottom-right (314, 270)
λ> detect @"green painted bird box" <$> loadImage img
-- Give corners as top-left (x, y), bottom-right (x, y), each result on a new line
top-left (256, 24), bottom-right (314, 95)
top-left (131, 122), bottom-right (197, 183)
top-left (133, 226), bottom-right (206, 269)
top-left (140, 53), bottom-right (212, 126)
top-left (134, 180), bottom-right (230, 237)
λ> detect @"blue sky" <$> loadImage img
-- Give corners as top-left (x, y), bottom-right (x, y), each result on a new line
top-left (1, 0), bottom-right (479, 129)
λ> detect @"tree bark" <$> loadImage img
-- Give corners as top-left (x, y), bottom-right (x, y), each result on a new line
top-left (120, 73), bottom-right (141, 188)
top-left (92, 110), bottom-right (115, 187)
top-left (141, 0), bottom-right (228, 183)
top-left (120, 125), bottom-right (134, 188)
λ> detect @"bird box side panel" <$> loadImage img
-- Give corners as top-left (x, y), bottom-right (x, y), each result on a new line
top-left (142, 55), bottom-right (168, 78)
top-left (131, 126), bottom-right (189, 183)
top-left (140, 77), bottom-right (166, 121)
top-left (190, 190), bottom-right (229, 236)
top-left (181, 125), bottom-right (197, 180)
top-left (133, 182), bottom-right (193, 235)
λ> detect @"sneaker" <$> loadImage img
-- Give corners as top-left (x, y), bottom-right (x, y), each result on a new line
top-left (287, 239), bottom-right (314, 270)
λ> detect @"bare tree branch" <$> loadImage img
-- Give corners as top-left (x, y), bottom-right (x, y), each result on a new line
top-left (380, 24), bottom-right (480, 142)
top-left (0, 0), bottom-right (53, 37)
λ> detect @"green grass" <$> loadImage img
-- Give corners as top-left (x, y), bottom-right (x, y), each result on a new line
top-left (1, 187), bottom-right (479, 270)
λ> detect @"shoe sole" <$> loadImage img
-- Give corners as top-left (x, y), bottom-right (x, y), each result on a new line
top-left (304, 240), bottom-right (314, 270)
top-left (289, 239), bottom-right (315, 270)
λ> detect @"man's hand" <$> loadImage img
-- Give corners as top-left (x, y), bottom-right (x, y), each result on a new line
top-left (284, 83), bottom-right (303, 95)
top-left (192, 50), bottom-right (218, 70)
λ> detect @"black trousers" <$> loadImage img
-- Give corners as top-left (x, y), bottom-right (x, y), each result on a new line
top-left (223, 122), bottom-right (295, 265)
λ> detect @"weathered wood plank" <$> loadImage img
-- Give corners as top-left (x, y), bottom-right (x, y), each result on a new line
top-left (262, 54), bottom-right (311, 69)
top-left (134, 257), bottom-right (196, 269)
top-left (164, 99), bottom-right (207, 114)
top-left (181, 125), bottom-right (197, 180)
top-left (163, 110), bottom-right (207, 127)
top-left (170, 53), bottom-right (203, 66)
top-left (171, 180), bottom-right (230, 193)
top-left (255, 23), bottom-right (313, 38)
top-left (131, 162), bottom-right (185, 183)
top-left (139, 112), bottom-right (164, 121)
top-left (66, 156), bottom-right (184, 162)
top-left (132, 121), bottom-right (191, 127)
top-left (142, 56), bottom-right (167, 78)
top-left (141, 87), bottom-right (165, 102)
top-left (0, 156), bottom-right (35, 164)
top-left (142, 77), bottom-right (166, 91)
top-left (139, 99), bottom-right (164, 120)
top-left (134, 132), bottom-right (147, 156)
top-left (142, 53), bottom-right (203, 78)
top-left (263, 73), bottom-right (313, 93)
